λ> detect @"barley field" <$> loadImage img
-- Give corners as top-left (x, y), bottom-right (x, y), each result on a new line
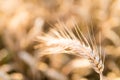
top-left (0, 0), bottom-right (120, 80)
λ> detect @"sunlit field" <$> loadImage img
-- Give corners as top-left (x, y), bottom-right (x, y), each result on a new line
top-left (0, 0), bottom-right (120, 80)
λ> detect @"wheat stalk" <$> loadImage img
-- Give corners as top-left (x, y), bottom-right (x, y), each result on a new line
top-left (35, 20), bottom-right (105, 80)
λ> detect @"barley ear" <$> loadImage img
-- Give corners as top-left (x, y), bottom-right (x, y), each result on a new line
top-left (35, 20), bottom-right (105, 80)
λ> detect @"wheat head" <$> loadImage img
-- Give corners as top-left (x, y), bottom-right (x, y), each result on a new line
top-left (35, 20), bottom-right (105, 80)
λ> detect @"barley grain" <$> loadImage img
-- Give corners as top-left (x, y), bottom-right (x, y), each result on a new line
top-left (35, 20), bottom-right (105, 80)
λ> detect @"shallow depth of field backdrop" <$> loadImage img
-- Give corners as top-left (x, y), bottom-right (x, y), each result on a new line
top-left (0, 0), bottom-right (120, 80)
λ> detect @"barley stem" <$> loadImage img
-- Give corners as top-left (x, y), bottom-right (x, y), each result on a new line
top-left (100, 73), bottom-right (103, 80)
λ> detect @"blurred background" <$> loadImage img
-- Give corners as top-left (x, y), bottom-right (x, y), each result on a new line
top-left (0, 0), bottom-right (120, 80)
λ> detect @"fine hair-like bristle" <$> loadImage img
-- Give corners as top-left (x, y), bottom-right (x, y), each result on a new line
top-left (35, 19), bottom-right (105, 80)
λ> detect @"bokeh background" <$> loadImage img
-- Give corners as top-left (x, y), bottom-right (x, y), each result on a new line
top-left (0, 0), bottom-right (120, 80)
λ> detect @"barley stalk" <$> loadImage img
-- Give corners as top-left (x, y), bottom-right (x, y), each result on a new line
top-left (35, 20), bottom-right (105, 80)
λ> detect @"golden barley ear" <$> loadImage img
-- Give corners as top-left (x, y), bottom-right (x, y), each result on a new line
top-left (35, 19), bottom-right (105, 80)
